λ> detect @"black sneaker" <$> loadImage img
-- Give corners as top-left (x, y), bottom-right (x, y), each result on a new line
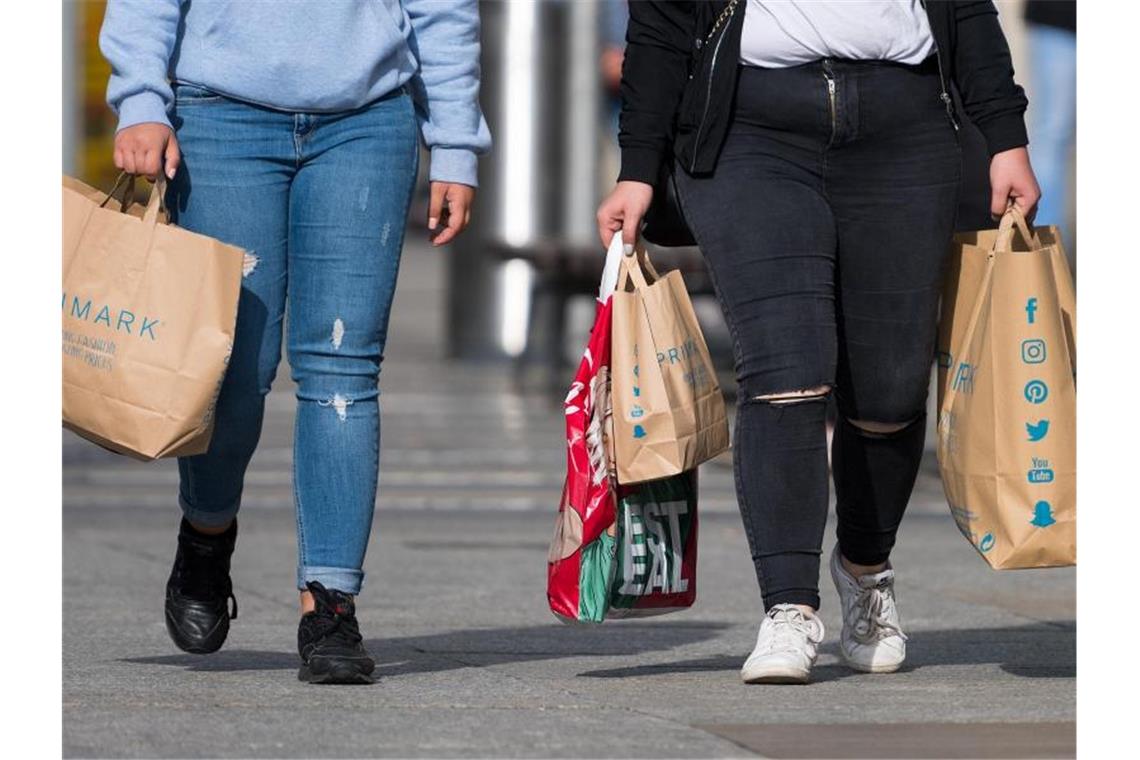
top-left (297, 581), bottom-right (375, 684)
top-left (164, 517), bottom-right (238, 654)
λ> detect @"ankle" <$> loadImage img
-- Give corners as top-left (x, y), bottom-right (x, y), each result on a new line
top-left (299, 589), bottom-right (354, 616)
top-left (187, 518), bottom-right (235, 537)
top-left (768, 603), bottom-right (817, 617)
top-left (840, 552), bottom-right (888, 578)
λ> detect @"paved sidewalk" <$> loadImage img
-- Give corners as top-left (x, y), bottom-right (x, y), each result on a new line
top-left (63, 243), bottom-right (1075, 758)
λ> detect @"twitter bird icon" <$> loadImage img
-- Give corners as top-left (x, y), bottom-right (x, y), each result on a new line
top-left (1026, 419), bottom-right (1050, 442)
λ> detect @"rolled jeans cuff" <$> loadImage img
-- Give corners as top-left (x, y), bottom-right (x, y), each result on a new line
top-left (178, 494), bottom-right (239, 529)
top-left (298, 565), bottom-right (364, 595)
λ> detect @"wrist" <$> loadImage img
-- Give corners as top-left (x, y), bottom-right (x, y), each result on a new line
top-left (115, 91), bottom-right (172, 134)
top-left (429, 147), bottom-right (479, 188)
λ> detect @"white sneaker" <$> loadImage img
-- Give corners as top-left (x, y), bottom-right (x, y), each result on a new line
top-left (740, 604), bottom-right (825, 684)
top-left (829, 544), bottom-right (908, 673)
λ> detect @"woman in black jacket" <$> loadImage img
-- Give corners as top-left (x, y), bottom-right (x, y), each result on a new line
top-left (597, 0), bottom-right (1040, 685)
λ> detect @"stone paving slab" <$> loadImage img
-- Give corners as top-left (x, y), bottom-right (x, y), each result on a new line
top-left (694, 723), bottom-right (1076, 759)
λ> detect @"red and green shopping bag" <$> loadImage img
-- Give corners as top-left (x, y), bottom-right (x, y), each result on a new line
top-left (547, 235), bottom-right (699, 623)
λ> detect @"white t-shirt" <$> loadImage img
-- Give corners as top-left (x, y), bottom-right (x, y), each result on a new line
top-left (739, 0), bottom-right (936, 68)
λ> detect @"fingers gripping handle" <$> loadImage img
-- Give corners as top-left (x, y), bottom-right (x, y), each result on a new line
top-left (99, 173), bottom-right (168, 226)
top-left (602, 232), bottom-right (663, 301)
top-left (994, 205), bottom-right (1037, 253)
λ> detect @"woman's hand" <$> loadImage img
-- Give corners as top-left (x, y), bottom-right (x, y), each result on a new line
top-left (113, 123), bottom-right (180, 180)
top-left (596, 180), bottom-right (654, 249)
top-left (989, 146), bottom-right (1041, 221)
top-left (428, 182), bottom-right (475, 247)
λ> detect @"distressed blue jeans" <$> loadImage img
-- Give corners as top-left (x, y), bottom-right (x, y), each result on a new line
top-left (167, 83), bottom-right (419, 594)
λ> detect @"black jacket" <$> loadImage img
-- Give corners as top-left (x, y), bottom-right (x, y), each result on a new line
top-left (617, 0), bottom-right (1030, 185)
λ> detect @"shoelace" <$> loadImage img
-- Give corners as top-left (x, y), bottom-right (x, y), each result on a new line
top-left (850, 582), bottom-right (907, 644)
top-left (309, 608), bottom-right (364, 650)
top-left (307, 586), bottom-right (364, 647)
top-left (760, 605), bottom-right (820, 653)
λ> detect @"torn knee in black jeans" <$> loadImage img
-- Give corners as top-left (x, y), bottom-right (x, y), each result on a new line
top-left (742, 384), bottom-right (833, 407)
top-left (844, 412), bottom-right (927, 439)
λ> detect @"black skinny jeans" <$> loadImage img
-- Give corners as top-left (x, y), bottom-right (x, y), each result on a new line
top-left (675, 58), bottom-right (961, 610)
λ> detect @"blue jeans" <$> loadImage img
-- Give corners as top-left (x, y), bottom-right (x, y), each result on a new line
top-left (168, 83), bottom-right (419, 595)
top-left (1027, 24), bottom-right (1076, 233)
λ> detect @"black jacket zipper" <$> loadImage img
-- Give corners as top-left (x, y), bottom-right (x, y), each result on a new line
top-left (689, 3), bottom-right (735, 173)
top-left (920, 0), bottom-right (960, 131)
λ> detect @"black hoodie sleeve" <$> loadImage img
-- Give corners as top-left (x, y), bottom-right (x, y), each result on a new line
top-left (950, 1), bottom-right (1030, 155)
top-left (617, 1), bottom-right (697, 185)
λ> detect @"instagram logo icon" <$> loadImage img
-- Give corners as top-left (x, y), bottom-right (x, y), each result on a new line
top-left (1021, 339), bottom-right (1046, 364)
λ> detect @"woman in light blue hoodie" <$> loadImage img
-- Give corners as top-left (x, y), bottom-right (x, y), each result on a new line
top-left (101, 0), bottom-right (491, 684)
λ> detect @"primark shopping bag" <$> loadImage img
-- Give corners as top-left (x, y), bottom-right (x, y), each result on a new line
top-left (935, 207), bottom-right (1076, 569)
top-left (610, 244), bottom-right (729, 484)
top-left (547, 236), bottom-right (699, 623)
top-left (62, 174), bottom-right (244, 460)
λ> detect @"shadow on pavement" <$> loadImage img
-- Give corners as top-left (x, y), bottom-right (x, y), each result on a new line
top-left (120, 620), bottom-right (734, 674)
top-left (576, 622), bottom-right (1075, 683)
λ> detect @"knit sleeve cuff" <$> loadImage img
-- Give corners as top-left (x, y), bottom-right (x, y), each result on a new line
top-left (618, 146), bottom-right (666, 186)
top-left (429, 147), bottom-right (479, 187)
top-left (115, 90), bottom-right (173, 133)
top-left (976, 113), bottom-right (1030, 156)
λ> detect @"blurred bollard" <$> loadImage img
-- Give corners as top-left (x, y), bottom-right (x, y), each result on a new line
top-left (63, 1), bottom-right (79, 176)
top-left (447, 0), bottom-right (601, 361)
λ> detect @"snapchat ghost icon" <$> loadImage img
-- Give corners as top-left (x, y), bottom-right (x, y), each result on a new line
top-left (1030, 500), bottom-right (1056, 528)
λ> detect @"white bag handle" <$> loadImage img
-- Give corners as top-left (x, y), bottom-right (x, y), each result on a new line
top-left (598, 231), bottom-right (627, 302)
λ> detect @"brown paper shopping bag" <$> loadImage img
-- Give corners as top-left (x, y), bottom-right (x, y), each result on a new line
top-left (63, 174), bottom-right (244, 460)
top-left (610, 246), bottom-right (729, 484)
top-left (936, 208), bottom-right (1075, 569)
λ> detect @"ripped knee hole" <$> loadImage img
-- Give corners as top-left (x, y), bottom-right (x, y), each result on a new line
top-left (752, 385), bottom-right (832, 405)
top-left (846, 415), bottom-right (923, 436)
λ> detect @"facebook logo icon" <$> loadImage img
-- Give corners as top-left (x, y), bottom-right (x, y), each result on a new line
top-left (1025, 297), bottom-right (1037, 325)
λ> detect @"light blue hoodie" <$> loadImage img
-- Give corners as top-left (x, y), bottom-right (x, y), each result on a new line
top-left (99, 0), bottom-right (491, 186)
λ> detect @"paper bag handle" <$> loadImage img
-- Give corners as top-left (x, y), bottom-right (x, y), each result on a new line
top-left (993, 205), bottom-right (1036, 253)
top-left (617, 242), bottom-right (662, 293)
top-left (99, 172), bottom-right (137, 213)
top-left (141, 174), bottom-right (168, 226)
top-left (99, 173), bottom-right (168, 226)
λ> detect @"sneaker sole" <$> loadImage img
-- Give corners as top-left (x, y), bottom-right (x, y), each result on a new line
top-left (840, 652), bottom-right (903, 674)
top-left (298, 662), bottom-right (376, 685)
top-left (741, 666), bottom-right (811, 685)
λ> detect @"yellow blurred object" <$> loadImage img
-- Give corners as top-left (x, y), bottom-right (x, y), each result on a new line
top-left (78, 1), bottom-right (121, 192)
